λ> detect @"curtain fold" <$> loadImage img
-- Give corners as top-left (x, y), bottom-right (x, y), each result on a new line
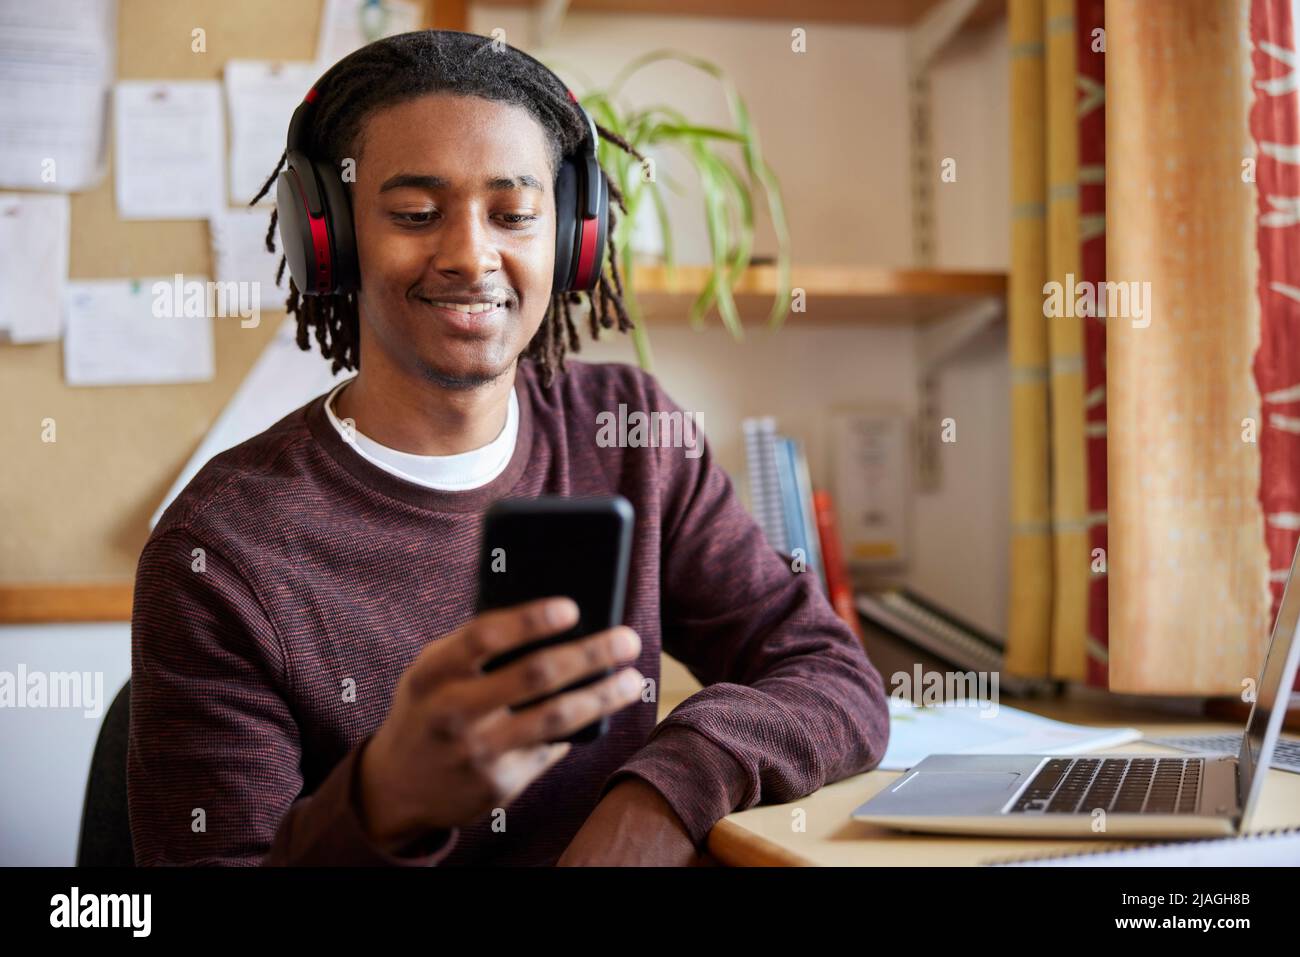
top-left (1107, 0), bottom-right (1270, 694)
top-left (1045, 0), bottom-right (1089, 681)
top-left (1006, 0), bottom-right (1054, 678)
top-left (1006, 0), bottom-right (1106, 684)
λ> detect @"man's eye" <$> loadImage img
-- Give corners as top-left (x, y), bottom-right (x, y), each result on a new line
top-left (499, 213), bottom-right (539, 227)
top-left (393, 210), bottom-right (435, 226)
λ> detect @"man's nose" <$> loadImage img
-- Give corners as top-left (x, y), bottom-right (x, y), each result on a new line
top-left (433, 208), bottom-right (501, 280)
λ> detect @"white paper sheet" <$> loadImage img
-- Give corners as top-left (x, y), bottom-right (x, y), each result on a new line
top-left (315, 0), bottom-right (422, 68)
top-left (211, 205), bottom-right (288, 313)
top-left (223, 60), bottom-right (319, 207)
top-left (880, 696), bottom-right (1143, 771)
top-left (0, 0), bottom-right (115, 192)
top-left (63, 277), bottom-right (215, 386)
top-left (150, 315), bottom-right (350, 528)
top-left (0, 192), bottom-right (70, 342)
top-left (113, 81), bottom-right (225, 220)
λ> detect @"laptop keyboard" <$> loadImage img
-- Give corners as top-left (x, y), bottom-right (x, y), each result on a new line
top-left (1146, 734), bottom-right (1300, 772)
top-left (1009, 757), bottom-right (1203, 815)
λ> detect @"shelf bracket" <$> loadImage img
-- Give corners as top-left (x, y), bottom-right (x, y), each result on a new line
top-left (906, 0), bottom-right (982, 267)
top-left (914, 297), bottom-right (1003, 492)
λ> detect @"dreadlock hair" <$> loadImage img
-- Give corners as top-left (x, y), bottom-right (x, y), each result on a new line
top-left (248, 29), bottom-right (642, 388)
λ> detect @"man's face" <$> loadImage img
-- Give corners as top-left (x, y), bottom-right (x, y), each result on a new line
top-left (351, 93), bottom-right (555, 389)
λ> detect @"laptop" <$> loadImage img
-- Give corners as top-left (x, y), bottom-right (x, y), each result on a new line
top-left (851, 541), bottom-right (1300, 839)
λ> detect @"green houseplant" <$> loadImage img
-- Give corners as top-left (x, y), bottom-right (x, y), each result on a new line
top-left (557, 50), bottom-right (794, 371)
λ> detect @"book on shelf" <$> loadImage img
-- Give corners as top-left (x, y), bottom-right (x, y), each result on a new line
top-left (774, 434), bottom-right (825, 588)
top-left (741, 416), bottom-right (849, 611)
top-left (742, 416), bottom-right (788, 555)
top-left (813, 489), bottom-right (863, 641)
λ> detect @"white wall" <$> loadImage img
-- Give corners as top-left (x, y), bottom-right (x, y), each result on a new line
top-left (0, 625), bottom-right (131, 866)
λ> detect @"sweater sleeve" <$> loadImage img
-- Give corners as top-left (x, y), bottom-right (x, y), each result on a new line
top-left (597, 375), bottom-right (892, 848)
top-left (127, 526), bottom-right (458, 866)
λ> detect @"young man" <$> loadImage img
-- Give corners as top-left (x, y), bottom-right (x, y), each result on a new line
top-left (127, 30), bottom-right (890, 867)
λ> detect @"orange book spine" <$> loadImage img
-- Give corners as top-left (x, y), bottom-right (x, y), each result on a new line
top-left (813, 489), bottom-right (863, 641)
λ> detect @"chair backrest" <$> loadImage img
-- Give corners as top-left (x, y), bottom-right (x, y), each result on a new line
top-left (76, 679), bottom-right (133, 867)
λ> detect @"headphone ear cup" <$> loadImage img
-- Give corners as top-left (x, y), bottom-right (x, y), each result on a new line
top-left (566, 155), bottom-right (607, 292)
top-left (552, 160), bottom-right (578, 293)
top-left (312, 157), bottom-right (358, 294)
top-left (275, 157), bottom-right (322, 295)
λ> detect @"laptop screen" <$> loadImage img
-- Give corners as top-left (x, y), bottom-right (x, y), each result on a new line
top-left (1238, 536), bottom-right (1300, 822)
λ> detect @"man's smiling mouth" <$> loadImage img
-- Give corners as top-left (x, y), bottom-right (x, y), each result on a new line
top-left (421, 299), bottom-right (505, 314)
top-left (415, 295), bottom-right (511, 333)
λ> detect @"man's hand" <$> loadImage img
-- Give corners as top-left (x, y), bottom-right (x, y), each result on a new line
top-left (357, 596), bottom-right (644, 853)
top-left (555, 777), bottom-right (712, 866)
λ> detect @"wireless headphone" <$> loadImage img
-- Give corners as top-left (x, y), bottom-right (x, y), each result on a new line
top-left (275, 33), bottom-right (609, 298)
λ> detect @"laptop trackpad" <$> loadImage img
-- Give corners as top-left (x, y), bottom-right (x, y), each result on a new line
top-left (893, 771), bottom-right (1024, 808)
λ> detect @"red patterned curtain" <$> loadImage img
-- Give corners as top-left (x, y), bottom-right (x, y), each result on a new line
top-left (1078, 0), bottom-right (1108, 687)
top-left (1251, 0), bottom-right (1300, 692)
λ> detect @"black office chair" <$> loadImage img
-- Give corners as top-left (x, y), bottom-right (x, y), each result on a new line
top-left (76, 679), bottom-right (134, 867)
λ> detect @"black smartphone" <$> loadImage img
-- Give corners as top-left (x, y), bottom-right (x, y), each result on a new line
top-left (475, 495), bottom-right (634, 744)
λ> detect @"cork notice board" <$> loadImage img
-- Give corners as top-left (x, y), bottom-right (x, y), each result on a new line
top-left (0, 0), bottom-right (455, 621)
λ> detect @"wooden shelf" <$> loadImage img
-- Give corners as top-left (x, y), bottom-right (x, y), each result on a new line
top-left (475, 0), bottom-right (1006, 29)
top-left (632, 264), bottom-right (1006, 325)
top-left (0, 582), bottom-right (134, 625)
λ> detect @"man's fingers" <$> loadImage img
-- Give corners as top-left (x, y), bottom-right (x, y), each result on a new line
top-left (457, 597), bottom-right (580, 671)
top-left (468, 626), bottom-right (641, 712)
top-left (406, 597), bottom-right (579, 692)
top-left (486, 667), bottom-right (644, 754)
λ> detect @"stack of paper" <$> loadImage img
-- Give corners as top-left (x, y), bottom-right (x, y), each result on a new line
top-left (880, 696), bottom-right (1143, 771)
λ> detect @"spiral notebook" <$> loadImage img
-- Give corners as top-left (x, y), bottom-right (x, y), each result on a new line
top-left (985, 826), bottom-right (1300, 866)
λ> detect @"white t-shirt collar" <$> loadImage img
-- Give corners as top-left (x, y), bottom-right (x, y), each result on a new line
top-left (323, 377), bottom-right (519, 491)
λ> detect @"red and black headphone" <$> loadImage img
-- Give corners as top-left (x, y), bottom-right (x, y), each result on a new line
top-left (275, 35), bottom-right (609, 298)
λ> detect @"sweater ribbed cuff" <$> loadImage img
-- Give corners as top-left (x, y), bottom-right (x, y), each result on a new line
top-left (268, 733), bottom-right (458, 866)
top-left (600, 724), bottom-right (751, 849)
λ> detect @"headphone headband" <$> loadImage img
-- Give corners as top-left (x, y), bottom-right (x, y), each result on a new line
top-left (285, 35), bottom-right (597, 164)
top-left (275, 29), bottom-right (608, 298)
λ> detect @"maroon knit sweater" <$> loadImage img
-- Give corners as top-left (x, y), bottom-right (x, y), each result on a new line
top-left (127, 357), bottom-right (890, 866)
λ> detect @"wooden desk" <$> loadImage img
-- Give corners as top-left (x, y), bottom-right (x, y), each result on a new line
top-left (652, 622), bottom-right (1299, 866)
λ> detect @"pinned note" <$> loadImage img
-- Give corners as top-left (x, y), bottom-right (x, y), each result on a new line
top-left (223, 60), bottom-right (319, 207)
top-left (113, 81), bottom-right (225, 220)
top-left (0, 192), bottom-right (70, 343)
top-left (63, 278), bottom-right (215, 386)
top-left (0, 0), bottom-right (115, 191)
top-left (212, 207), bottom-right (285, 297)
